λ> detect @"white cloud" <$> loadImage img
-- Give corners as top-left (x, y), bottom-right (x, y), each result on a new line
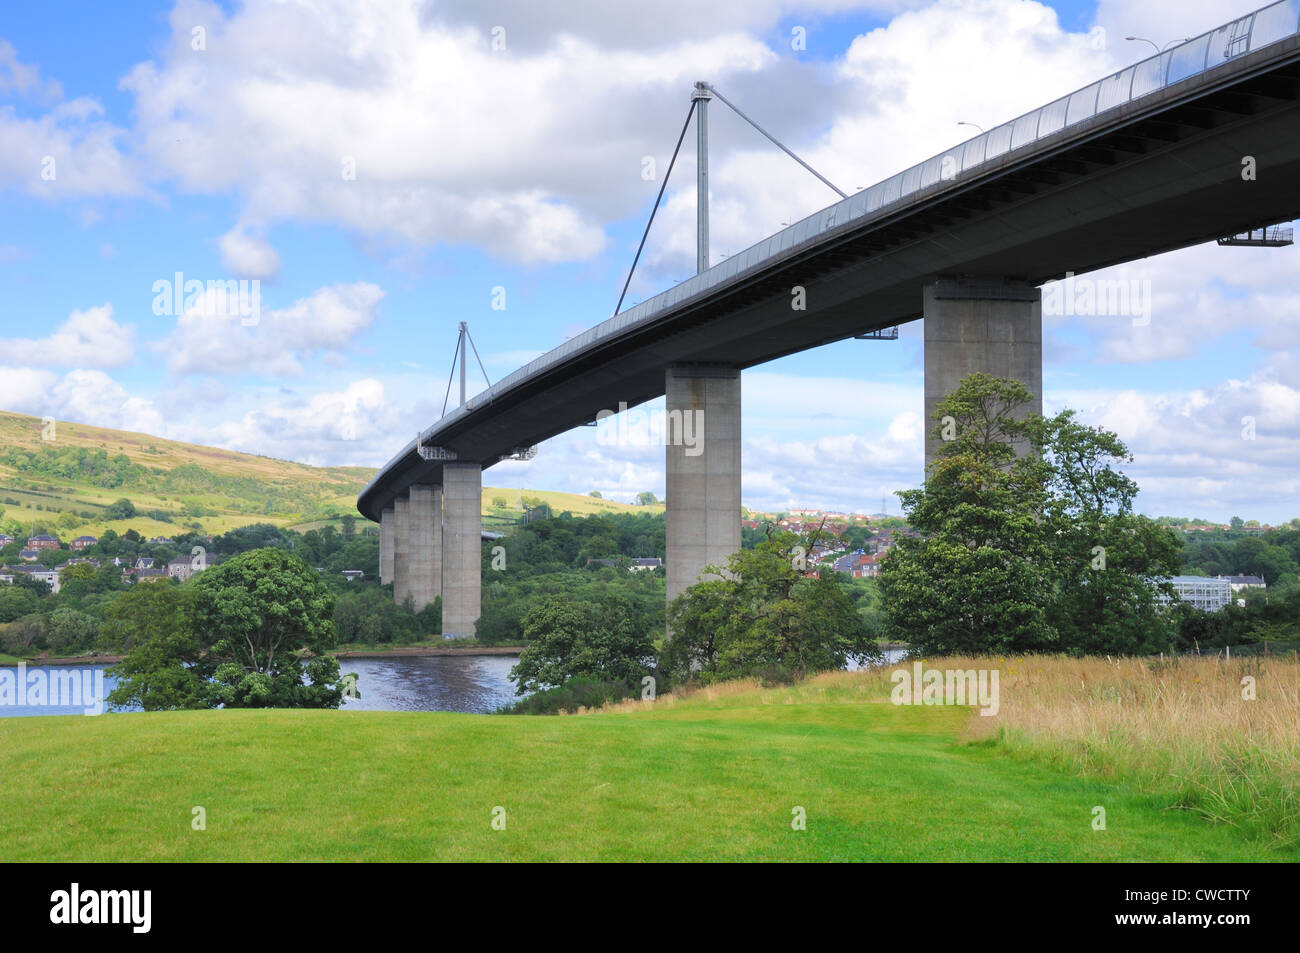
top-left (117, 0), bottom-right (854, 264)
top-left (156, 281), bottom-right (385, 376)
top-left (0, 366), bottom-right (163, 435)
top-left (205, 378), bottom-right (395, 465)
top-left (218, 223), bottom-right (281, 279)
top-left (0, 304), bottom-right (134, 368)
top-left (0, 39), bottom-right (144, 199)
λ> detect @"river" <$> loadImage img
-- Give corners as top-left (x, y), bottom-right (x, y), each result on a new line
top-left (1, 647), bottom-right (908, 718)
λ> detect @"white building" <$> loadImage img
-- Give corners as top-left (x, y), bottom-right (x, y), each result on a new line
top-left (1159, 575), bottom-right (1232, 613)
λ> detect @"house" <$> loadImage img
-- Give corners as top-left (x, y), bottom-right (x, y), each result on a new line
top-left (167, 550), bottom-right (214, 581)
top-left (26, 535), bottom-right (59, 550)
top-left (149, 536), bottom-right (175, 546)
top-left (8, 563), bottom-right (60, 593)
top-left (62, 557), bottom-right (100, 570)
top-left (18, 549), bottom-right (41, 562)
top-left (340, 570), bottom-right (364, 582)
top-left (135, 557), bottom-right (156, 570)
top-left (1218, 574), bottom-right (1266, 593)
top-left (129, 567), bottom-right (170, 584)
top-left (0, 534), bottom-right (14, 548)
top-left (70, 535), bottom-right (99, 551)
top-left (1158, 575), bottom-right (1232, 613)
top-left (833, 551), bottom-right (880, 578)
top-left (585, 557), bottom-right (663, 572)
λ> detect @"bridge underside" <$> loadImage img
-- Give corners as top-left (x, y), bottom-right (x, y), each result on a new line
top-left (362, 32), bottom-right (1300, 637)
top-left (361, 43), bottom-right (1300, 516)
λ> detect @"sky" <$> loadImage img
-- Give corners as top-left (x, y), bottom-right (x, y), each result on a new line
top-left (1, 0), bottom-right (1298, 523)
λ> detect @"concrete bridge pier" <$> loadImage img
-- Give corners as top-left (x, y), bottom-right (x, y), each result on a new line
top-left (407, 483), bottom-right (442, 612)
top-left (379, 505), bottom-right (394, 585)
top-left (923, 278), bottom-right (1042, 471)
top-left (392, 493), bottom-right (412, 606)
top-left (665, 364), bottom-right (741, 611)
top-left (441, 463), bottom-right (482, 638)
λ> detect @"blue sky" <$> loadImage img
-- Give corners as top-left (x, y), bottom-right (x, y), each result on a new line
top-left (2, 0), bottom-right (1297, 523)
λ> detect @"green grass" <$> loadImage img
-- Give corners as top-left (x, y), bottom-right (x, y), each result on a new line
top-left (0, 674), bottom-right (1287, 861)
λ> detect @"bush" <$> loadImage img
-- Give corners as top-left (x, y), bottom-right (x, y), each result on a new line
top-left (498, 676), bottom-right (652, 715)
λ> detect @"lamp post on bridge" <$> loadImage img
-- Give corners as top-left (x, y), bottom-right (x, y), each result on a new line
top-left (1125, 35), bottom-right (1190, 56)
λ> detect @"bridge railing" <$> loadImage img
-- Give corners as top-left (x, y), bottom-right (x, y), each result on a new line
top-left (443, 1), bottom-right (1300, 432)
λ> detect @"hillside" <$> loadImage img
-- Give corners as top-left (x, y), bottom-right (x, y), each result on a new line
top-left (0, 410), bottom-right (662, 540)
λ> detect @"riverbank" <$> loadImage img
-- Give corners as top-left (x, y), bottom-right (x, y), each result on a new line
top-left (0, 644), bottom-right (524, 666)
top-left (333, 644), bottom-right (522, 658)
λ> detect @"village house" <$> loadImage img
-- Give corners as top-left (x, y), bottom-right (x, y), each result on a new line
top-left (0, 534), bottom-right (14, 548)
top-left (70, 535), bottom-right (99, 551)
top-left (26, 534), bottom-right (59, 551)
top-left (5, 563), bottom-right (61, 593)
top-left (833, 551), bottom-right (881, 579)
top-left (167, 549), bottom-right (215, 581)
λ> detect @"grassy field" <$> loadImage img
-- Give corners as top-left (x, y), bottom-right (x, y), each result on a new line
top-left (1, 659), bottom-right (1293, 861)
top-left (0, 409), bottom-right (658, 539)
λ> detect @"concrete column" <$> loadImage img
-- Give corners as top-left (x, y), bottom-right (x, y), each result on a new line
top-left (441, 463), bottom-right (481, 639)
top-left (379, 506), bottom-right (395, 586)
top-left (408, 484), bottom-right (441, 613)
top-left (665, 365), bottom-right (741, 610)
top-left (923, 278), bottom-right (1042, 471)
top-left (393, 493), bottom-right (411, 607)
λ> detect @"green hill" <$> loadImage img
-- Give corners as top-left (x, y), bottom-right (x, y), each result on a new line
top-left (0, 410), bottom-right (662, 540)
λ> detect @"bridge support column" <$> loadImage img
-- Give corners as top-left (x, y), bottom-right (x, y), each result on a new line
top-left (379, 506), bottom-right (394, 586)
top-left (441, 463), bottom-right (481, 639)
top-left (393, 493), bottom-right (411, 606)
top-left (665, 365), bottom-right (741, 613)
top-left (408, 484), bottom-right (442, 613)
top-left (923, 278), bottom-right (1041, 471)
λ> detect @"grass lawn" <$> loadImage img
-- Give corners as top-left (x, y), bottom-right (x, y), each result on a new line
top-left (0, 671), bottom-right (1287, 862)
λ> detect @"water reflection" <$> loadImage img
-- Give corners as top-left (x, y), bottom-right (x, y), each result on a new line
top-left (3, 649), bottom-right (908, 718)
top-left (339, 655), bottom-right (519, 714)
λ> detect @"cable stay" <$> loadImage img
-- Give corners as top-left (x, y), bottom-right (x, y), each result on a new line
top-left (614, 81), bottom-right (847, 317)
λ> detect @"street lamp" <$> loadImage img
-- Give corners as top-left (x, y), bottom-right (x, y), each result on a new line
top-left (957, 121), bottom-right (986, 134)
top-left (1125, 35), bottom-right (1190, 56)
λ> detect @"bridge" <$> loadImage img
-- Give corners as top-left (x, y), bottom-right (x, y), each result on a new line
top-left (357, 2), bottom-right (1300, 638)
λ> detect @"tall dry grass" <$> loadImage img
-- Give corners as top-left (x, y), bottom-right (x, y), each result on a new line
top-left (927, 653), bottom-right (1300, 846)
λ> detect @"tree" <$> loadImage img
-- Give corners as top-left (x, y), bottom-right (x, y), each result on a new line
top-left (1034, 410), bottom-right (1180, 654)
top-left (108, 548), bottom-right (348, 710)
top-left (663, 532), bottom-right (879, 682)
top-left (0, 586), bottom-right (40, 624)
top-left (635, 491), bottom-right (658, 506)
top-left (191, 548), bottom-right (345, 708)
top-left (105, 498), bottom-right (136, 521)
top-left (510, 594), bottom-right (656, 694)
top-left (105, 586), bottom-right (208, 710)
top-left (880, 374), bottom-right (1056, 655)
top-left (588, 490), bottom-right (602, 499)
top-left (44, 608), bottom-right (99, 654)
top-left (880, 374), bottom-right (1184, 656)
